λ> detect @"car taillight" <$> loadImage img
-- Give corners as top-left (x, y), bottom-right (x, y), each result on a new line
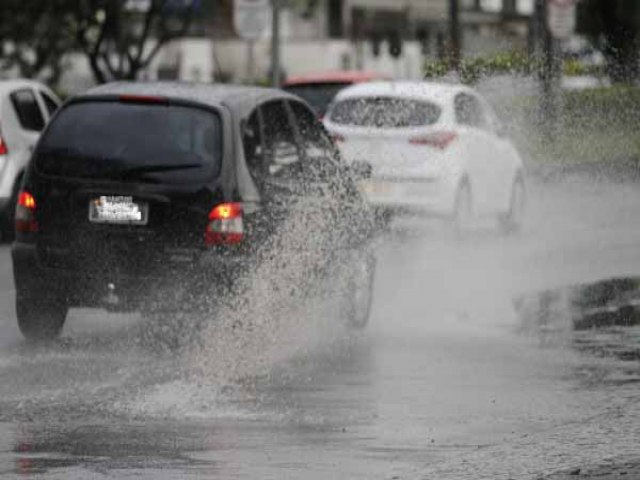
top-left (0, 134), bottom-right (7, 155)
top-left (409, 131), bottom-right (457, 150)
top-left (119, 94), bottom-right (168, 104)
top-left (205, 202), bottom-right (243, 246)
top-left (15, 191), bottom-right (38, 233)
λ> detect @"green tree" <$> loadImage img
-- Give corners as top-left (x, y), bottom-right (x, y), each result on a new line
top-left (75, 0), bottom-right (197, 83)
top-left (0, 0), bottom-right (77, 86)
top-left (0, 0), bottom-right (198, 86)
top-left (577, 0), bottom-right (640, 84)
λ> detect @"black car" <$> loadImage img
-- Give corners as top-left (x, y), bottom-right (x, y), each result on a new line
top-left (12, 82), bottom-right (376, 341)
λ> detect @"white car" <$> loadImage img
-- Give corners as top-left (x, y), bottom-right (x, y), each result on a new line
top-left (323, 81), bottom-right (525, 231)
top-left (0, 80), bottom-right (61, 237)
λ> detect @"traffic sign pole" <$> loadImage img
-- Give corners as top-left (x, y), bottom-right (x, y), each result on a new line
top-left (233, 0), bottom-right (270, 83)
top-left (535, 0), bottom-right (564, 143)
top-left (270, 0), bottom-right (281, 87)
top-left (247, 40), bottom-right (255, 84)
top-left (547, 0), bottom-right (577, 39)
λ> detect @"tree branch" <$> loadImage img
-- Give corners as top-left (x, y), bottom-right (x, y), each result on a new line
top-left (138, 0), bottom-right (196, 72)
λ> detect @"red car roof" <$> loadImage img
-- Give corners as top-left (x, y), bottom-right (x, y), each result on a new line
top-left (284, 71), bottom-right (390, 86)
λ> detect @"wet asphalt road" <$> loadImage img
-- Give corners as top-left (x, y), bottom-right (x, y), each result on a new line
top-left (0, 179), bottom-right (640, 479)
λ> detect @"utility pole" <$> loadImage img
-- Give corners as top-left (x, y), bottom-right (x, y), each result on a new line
top-left (270, 0), bottom-right (281, 87)
top-left (535, 0), bottom-right (561, 141)
top-left (247, 40), bottom-right (255, 84)
top-left (502, 0), bottom-right (516, 17)
top-left (449, 0), bottom-right (461, 71)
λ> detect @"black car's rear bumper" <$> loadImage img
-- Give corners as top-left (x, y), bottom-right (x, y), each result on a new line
top-left (12, 242), bottom-right (250, 312)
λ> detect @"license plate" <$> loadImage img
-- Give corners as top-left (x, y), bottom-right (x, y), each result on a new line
top-left (89, 196), bottom-right (148, 225)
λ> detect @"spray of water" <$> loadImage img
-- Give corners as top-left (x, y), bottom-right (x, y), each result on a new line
top-left (186, 190), bottom-right (373, 384)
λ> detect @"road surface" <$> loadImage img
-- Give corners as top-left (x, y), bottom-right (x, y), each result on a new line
top-left (0, 179), bottom-right (639, 479)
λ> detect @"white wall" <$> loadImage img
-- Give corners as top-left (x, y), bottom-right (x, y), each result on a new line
top-left (163, 38), bottom-right (215, 82)
top-left (210, 38), bottom-right (425, 83)
top-left (57, 54), bottom-right (95, 95)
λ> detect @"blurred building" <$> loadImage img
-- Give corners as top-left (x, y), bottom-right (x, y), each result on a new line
top-left (164, 0), bottom-right (453, 82)
top-left (155, 0), bottom-right (533, 83)
top-left (57, 0), bottom-right (535, 92)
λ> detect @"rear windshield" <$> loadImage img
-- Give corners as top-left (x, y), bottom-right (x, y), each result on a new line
top-left (284, 82), bottom-right (350, 117)
top-left (328, 97), bottom-right (441, 128)
top-left (35, 101), bottom-right (222, 183)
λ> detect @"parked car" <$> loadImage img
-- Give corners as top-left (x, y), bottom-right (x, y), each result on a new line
top-left (0, 80), bottom-right (61, 239)
top-left (283, 70), bottom-right (389, 118)
top-left (323, 81), bottom-right (526, 231)
top-left (12, 82), bottom-right (376, 341)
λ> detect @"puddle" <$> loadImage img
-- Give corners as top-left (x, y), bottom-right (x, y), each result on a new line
top-left (516, 277), bottom-right (640, 388)
top-left (515, 277), bottom-right (640, 332)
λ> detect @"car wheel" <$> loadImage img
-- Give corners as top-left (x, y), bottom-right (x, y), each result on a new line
top-left (16, 296), bottom-right (67, 341)
top-left (345, 254), bottom-right (376, 330)
top-left (453, 180), bottom-right (472, 234)
top-left (499, 176), bottom-right (526, 234)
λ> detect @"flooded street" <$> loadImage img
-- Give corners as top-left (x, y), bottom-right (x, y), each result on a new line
top-left (1, 179), bottom-right (640, 479)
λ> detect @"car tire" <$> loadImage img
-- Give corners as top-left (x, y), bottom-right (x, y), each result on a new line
top-left (345, 253), bottom-right (376, 330)
top-left (453, 180), bottom-right (472, 234)
top-left (16, 296), bottom-right (68, 341)
top-left (499, 175), bottom-right (526, 234)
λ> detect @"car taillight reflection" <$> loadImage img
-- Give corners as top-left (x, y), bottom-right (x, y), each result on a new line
top-left (15, 191), bottom-right (38, 233)
top-left (205, 202), bottom-right (244, 246)
top-left (409, 131), bottom-right (457, 150)
top-left (0, 134), bottom-right (8, 155)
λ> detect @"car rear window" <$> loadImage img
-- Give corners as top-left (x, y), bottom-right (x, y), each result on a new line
top-left (328, 96), bottom-right (441, 128)
top-left (35, 101), bottom-right (222, 183)
top-left (284, 82), bottom-right (350, 117)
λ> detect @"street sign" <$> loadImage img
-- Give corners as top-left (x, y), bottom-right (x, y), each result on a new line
top-left (547, 0), bottom-right (577, 39)
top-left (234, 0), bottom-right (270, 41)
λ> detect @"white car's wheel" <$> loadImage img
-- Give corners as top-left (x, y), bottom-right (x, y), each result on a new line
top-left (345, 254), bottom-right (376, 330)
top-left (453, 180), bottom-right (472, 234)
top-left (500, 176), bottom-right (526, 234)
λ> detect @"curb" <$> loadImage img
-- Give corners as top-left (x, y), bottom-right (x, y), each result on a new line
top-left (540, 460), bottom-right (640, 479)
top-left (526, 155), bottom-right (640, 183)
